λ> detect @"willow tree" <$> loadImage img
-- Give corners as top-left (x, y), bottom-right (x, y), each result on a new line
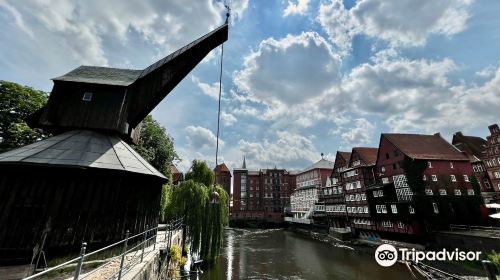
top-left (167, 160), bottom-right (229, 266)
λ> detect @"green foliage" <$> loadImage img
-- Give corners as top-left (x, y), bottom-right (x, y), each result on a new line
top-left (163, 161), bottom-right (229, 266)
top-left (487, 251), bottom-right (500, 274)
top-left (402, 157), bottom-right (428, 194)
top-left (185, 160), bottom-right (215, 187)
top-left (470, 175), bottom-right (482, 195)
top-left (134, 115), bottom-right (178, 177)
top-left (0, 80), bottom-right (49, 152)
top-left (169, 244), bottom-right (187, 279)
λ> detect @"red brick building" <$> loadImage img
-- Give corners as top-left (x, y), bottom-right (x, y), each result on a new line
top-left (214, 163), bottom-right (232, 198)
top-left (342, 148), bottom-right (378, 236)
top-left (170, 164), bottom-right (183, 186)
top-left (484, 124), bottom-right (500, 200)
top-left (231, 158), bottom-right (296, 223)
top-left (452, 131), bottom-right (496, 203)
top-left (370, 133), bottom-right (483, 241)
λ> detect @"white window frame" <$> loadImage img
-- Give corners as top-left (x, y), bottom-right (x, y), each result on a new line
top-left (450, 175), bottom-right (456, 182)
top-left (454, 189), bottom-right (462, 195)
top-left (433, 202), bottom-right (439, 214)
top-left (463, 175), bottom-right (469, 182)
top-left (439, 189), bottom-right (447, 195)
top-left (432, 175), bottom-right (438, 181)
top-left (408, 205), bottom-right (415, 214)
top-left (391, 204), bottom-right (398, 214)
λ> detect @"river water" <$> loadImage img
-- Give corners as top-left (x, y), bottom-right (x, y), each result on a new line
top-left (196, 228), bottom-right (410, 280)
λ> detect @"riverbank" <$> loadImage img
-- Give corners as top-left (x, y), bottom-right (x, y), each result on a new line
top-left (288, 227), bottom-right (490, 279)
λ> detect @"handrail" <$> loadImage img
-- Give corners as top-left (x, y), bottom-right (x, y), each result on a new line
top-left (24, 220), bottom-right (182, 280)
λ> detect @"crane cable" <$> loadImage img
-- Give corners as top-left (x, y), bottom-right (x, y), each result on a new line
top-left (215, 6), bottom-right (230, 181)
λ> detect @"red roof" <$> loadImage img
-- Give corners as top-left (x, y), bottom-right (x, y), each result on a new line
top-left (383, 133), bottom-right (468, 161)
top-left (338, 151), bottom-right (351, 162)
top-left (214, 163), bottom-right (231, 173)
top-left (351, 147), bottom-right (378, 165)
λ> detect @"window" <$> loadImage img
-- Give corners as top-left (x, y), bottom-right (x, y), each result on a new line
top-left (439, 189), bottom-right (447, 195)
top-left (454, 189), bottom-right (462, 195)
top-left (379, 190), bottom-right (384, 197)
top-left (381, 205), bottom-right (387, 213)
top-left (373, 191), bottom-right (379, 198)
top-left (431, 175), bottom-right (438, 181)
top-left (381, 167), bottom-right (386, 173)
top-left (82, 92), bottom-right (93, 101)
top-left (451, 175), bottom-right (456, 182)
top-left (425, 189), bottom-right (433, 195)
top-left (364, 206), bottom-right (369, 213)
top-left (382, 177), bottom-right (389, 184)
top-left (473, 165), bottom-right (478, 172)
top-left (484, 179), bottom-right (491, 189)
top-left (463, 175), bottom-right (469, 182)
top-left (408, 205), bottom-right (415, 214)
top-left (467, 189), bottom-right (474, 195)
top-left (391, 204), bottom-right (398, 214)
top-left (361, 193), bottom-right (366, 200)
top-left (428, 161), bottom-right (433, 168)
top-left (423, 175), bottom-right (427, 181)
top-left (397, 221), bottom-right (404, 228)
top-left (376, 205), bottom-right (381, 213)
top-left (432, 202), bottom-right (439, 214)
top-left (450, 162), bottom-right (454, 169)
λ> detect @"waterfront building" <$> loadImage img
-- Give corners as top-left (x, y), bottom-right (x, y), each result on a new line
top-left (370, 133), bottom-right (483, 241)
top-left (323, 151), bottom-right (351, 232)
top-left (341, 148), bottom-right (378, 237)
top-left (452, 131), bottom-right (496, 203)
top-left (231, 158), bottom-right (295, 223)
top-left (214, 162), bottom-right (232, 198)
top-left (289, 157), bottom-right (334, 225)
top-left (483, 124), bottom-right (500, 201)
top-left (171, 164), bottom-right (184, 186)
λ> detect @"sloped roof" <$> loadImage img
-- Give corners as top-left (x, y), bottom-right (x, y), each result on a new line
top-left (52, 24), bottom-right (229, 88)
top-left (301, 158), bottom-right (334, 173)
top-left (215, 163), bottom-right (231, 173)
top-left (0, 130), bottom-right (166, 179)
top-left (53, 66), bottom-right (142, 86)
top-left (383, 133), bottom-right (468, 161)
top-left (171, 164), bottom-right (181, 175)
top-left (352, 147), bottom-right (378, 165)
top-left (338, 151), bottom-right (351, 161)
top-left (452, 132), bottom-right (487, 160)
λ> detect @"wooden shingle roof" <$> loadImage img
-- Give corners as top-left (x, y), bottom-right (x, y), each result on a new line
top-left (0, 130), bottom-right (166, 180)
top-left (53, 66), bottom-right (142, 86)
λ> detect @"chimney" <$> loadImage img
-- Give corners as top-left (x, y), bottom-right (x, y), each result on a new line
top-left (455, 131), bottom-right (463, 137)
top-left (433, 132), bottom-right (441, 137)
top-left (488, 124), bottom-right (499, 134)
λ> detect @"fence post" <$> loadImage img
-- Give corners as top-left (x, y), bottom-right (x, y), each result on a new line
top-left (73, 242), bottom-right (87, 280)
top-left (141, 226), bottom-right (148, 262)
top-left (153, 227), bottom-right (157, 250)
top-left (118, 230), bottom-right (129, 280)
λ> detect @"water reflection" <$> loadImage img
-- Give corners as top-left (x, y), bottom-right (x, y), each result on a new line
top-left (195, 229), bottom-right (410, 280)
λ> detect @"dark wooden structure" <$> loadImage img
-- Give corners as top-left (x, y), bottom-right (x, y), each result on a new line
top-left (0, 23), bottom-right (228, 264)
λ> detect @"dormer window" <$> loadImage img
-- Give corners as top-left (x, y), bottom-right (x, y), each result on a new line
top-left (82, 92), bottom-right (93, 101)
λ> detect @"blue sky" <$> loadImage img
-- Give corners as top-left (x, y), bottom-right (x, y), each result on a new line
top-left (1, 0), bottom-right (500, 172)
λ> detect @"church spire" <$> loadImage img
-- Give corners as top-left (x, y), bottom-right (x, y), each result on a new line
top-left (242, 156), bottom-right (247, 169)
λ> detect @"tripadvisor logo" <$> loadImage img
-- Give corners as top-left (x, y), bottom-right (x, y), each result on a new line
top-left (375, 244), bottom-right (398, 267)
top-left (374, 244), bottom-right (482, 267)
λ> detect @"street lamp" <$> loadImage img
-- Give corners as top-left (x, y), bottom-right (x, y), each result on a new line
top-left (211, 189), bottom-right (220, 204)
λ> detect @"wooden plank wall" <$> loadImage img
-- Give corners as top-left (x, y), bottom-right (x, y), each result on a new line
top-left (0, 165), bottom-right (162, 265)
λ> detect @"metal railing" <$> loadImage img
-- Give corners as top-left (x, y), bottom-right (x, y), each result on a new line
top-left (450, 224), bottom-right (500, 231)
top-left (25, 218), bottom-right (183, 280)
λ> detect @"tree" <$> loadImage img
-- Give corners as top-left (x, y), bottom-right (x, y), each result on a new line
top-left (0, 81), bottom-right (49, 152)
top-left (164, 160), bottom-right (229, 266)
top-left (185, 159), bottom-right (215, 187)
top-left (470, 175), bottom-right (482, 195)
top-left (134, 115), bottom-right (178, 177)
top-left (401, 157), bottom-right (427, 195)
